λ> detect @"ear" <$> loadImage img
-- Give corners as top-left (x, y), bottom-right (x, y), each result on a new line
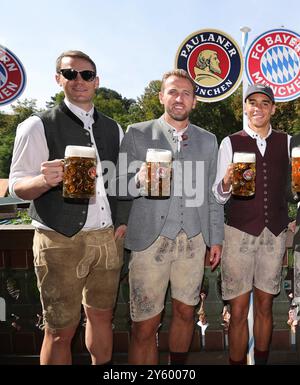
top-left (158, 91), bottom-right (164, 105)
top-left (271, 104), bottom-right (276, 116)
top-left (55, 73), bottom-right (62, 86)
top-left (95, 76), bottom-right (100, 89)
top-left (192, 96), bottom-right (197, 109)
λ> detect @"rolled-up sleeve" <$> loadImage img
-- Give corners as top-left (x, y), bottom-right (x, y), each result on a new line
top-left (9, 116), bottom-right (49, 198)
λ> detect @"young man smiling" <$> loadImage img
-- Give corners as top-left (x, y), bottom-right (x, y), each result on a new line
top-left (213, 83), bottom-right (291, 365)
top-left (9, 50), bottom-right (127, 365)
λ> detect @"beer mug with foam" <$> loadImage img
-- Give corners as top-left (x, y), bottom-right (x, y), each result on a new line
top-left (292, 147), bottom-right (300, 192)
top-left (63, 145), bottom-right (97, 199)
top-left (144, 148), bottom-right (172, 198)
top-left (232, 152), bottom-right (256, 197)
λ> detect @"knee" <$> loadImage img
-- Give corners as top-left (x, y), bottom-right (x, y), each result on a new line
top-left (255, 302), bottom-right (272, 318)
top-left (230, 307), bottom-right (248, 324)
top-left (131, 320), bottom-right (159, 343)
top-left (173, 303), bottom-right (195, 324)
top-left (44, 329), bottom-right (74, 347)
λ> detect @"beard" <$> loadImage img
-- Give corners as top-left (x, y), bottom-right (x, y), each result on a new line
top-left (166, 105), bottom-right (190, 121)
top-left (210, 63), bottom-right (221, 74)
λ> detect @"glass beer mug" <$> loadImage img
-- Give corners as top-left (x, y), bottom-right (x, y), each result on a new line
top-left (144, 148), bottom-right (172, 198)
top-left (232, 152), bottom-right (256, 197)
top-left (63, 145), bottom-right (97, 199)
top-left (291, 147), bottom-right (300, 192)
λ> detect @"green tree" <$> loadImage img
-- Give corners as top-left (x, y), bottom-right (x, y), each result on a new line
top-left (0, 99), bottom-right (40, 178)
top-left (46, 88), bottom-right (135, 131)
top-left (273, 98), bottom-right (300, 135)
top-left (93, 87), bottom-right (135, 130)
top-left (191, 89), bottom-right (243, 144)
top-left (46, 91), bottom-right (65, 108)
top-left (127, 80), bottom-right (164, 125)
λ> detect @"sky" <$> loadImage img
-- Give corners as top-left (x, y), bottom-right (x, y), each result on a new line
top-left (1, 0), bottom-right (299, 113)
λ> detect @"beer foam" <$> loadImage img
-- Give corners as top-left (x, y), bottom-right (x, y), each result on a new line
top-left (146, 149), bottom-right (172, 162)
top-left (65, 145), bottom-right (96, 158)
top-left (292, 147), bottom-right (300, 158)
top-left (233, 152), bottom-right (255, 163)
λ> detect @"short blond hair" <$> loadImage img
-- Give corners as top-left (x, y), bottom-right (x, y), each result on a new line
top-left (161, 69), bottom-right (196, 93)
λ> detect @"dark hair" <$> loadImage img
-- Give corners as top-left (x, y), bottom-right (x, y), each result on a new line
top-left (161, 69), bottom-right (196, 93)
top-left (56, 50), bottom-right (97, 73)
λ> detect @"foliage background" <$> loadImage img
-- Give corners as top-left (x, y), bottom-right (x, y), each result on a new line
top-left (1, 82), bottom-right (300, 178)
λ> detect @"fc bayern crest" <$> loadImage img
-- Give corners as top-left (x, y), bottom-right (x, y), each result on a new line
top-left (175, 29), bottom-right (243, 102)
top-left (245, 29), bottom-right (300, 102)
top-left (0, 44), bottom-right (26, 106)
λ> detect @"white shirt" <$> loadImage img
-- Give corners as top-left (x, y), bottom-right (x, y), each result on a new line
top-left (212, 125), bottom-right (291, 204)
top-left (9, 99), bottom-right (124, 231)
top-left (163, 118), bottom-right (188, 152)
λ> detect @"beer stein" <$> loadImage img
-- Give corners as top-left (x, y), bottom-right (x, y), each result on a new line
top-left (63, 145), bottom-right (97, 199)
top-left (232, 152), bottom-right (256, 197)
top-left (291, 147), bottom-right (300, 192)
top-left (144, 148), bottom-right (172, 198)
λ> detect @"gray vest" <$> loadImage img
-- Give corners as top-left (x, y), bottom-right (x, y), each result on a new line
top-left (29, 102), bottom-right (120, 237)
top-left (161, 125), bottom-right (201, 239)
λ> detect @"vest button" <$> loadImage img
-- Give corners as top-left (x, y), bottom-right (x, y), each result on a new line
top-left (79, 222), bottom-right (83, 226)
top-left (263, 162), bottom-right (267, 166)
top-left (82, 211), bottom-right (86, 215)
top-left (264, 191), bottom-right (268, 195)
top-left (264, 212), bottom-right (268, 216)
top-left (263, 169), bottom-right (267, 173)
top-left (265, 219), bottom-right (269, 223)
top-left (264, 176), bottom-right (267, 180)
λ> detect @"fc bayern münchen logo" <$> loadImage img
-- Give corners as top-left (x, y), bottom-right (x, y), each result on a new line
top-left (175, 29), bottom-right (243, 102)
top-left (245, 29), bottom-right (300, 102)
top-left (0, 44), bottom-right (26, 106)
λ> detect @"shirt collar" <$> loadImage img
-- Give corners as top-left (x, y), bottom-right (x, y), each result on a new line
top-left (161, 115), bottom-right (188, 136)
top-left (64, 98), bottom-right (94, 121)
top-left (244, 124), bottom-right (272, 140)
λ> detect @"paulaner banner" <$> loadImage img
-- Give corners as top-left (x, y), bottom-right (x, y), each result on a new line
top-left (0, 44), bottom-right (26, 106)
top-left (175, 29), bottom-right (243, 102)
top-left (245, 28), bottom-right (300, 102)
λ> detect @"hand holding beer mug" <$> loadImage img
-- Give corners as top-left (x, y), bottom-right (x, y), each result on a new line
top-left (63, 145), bottom-right (97, 199)
top-left (142, 148), bottom-right (172, 198)
top-left (232, 152), bottom-right (256, 197)
top-left (291, 147), bottom-right (300, 192)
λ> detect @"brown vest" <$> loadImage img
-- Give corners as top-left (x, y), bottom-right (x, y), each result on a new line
top-left (226, 130), bottom-right (289, 236)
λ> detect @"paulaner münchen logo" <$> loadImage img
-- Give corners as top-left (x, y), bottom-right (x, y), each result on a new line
top-left (175, 29), bottom-right (243, 102)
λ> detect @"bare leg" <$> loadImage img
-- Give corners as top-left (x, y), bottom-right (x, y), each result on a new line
top-left (40, 324), bottom-right (78, 365)
top-left (84, 305), bottom-right (113, 365)
top-left (169, 298), bottom-right (195, 352)
top-left (128, 313), bottom-right (162, 365)
top-left (228, 291), bottom-right (251, 362)
top-left (253, 287), bottom-right (274, 351)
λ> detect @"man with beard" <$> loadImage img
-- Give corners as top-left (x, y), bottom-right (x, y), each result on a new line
top-left (116, 69), bottom-right (224, 365)
top-left (194, 50), bottom-right (223, 86)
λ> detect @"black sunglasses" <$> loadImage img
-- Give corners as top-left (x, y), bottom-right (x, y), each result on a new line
top-left (59, 68), bottom-right (96, 82)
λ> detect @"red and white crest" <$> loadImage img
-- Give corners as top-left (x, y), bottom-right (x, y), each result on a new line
top-left (0, 45), bottom-right (26, 106)
top-left (246, 29), bottom-right (300, 102)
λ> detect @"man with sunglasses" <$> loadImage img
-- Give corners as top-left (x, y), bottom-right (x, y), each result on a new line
top-left (9, 50), bottom-right (127, 365)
